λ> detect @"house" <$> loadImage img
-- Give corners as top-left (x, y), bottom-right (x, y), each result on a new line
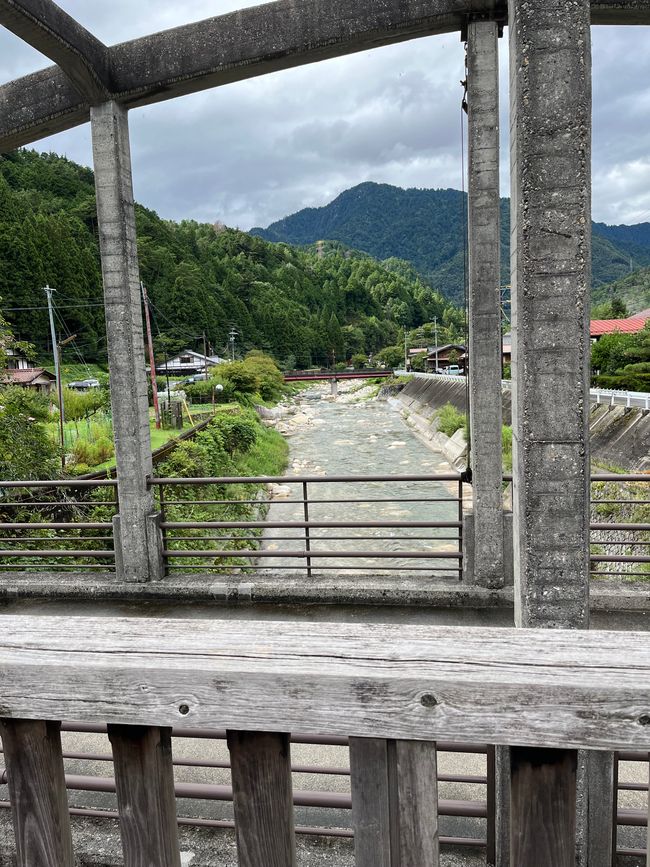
top-left (590, 315), bottom-right (648, 341)
top-left (424, 343), bottom-right (466, 372)
top-left (154, 349), bottom-right (226, 376)
top-left (502, 332), bottom-right (512, 366)
top-left (1, 349), bottom-right (56, 393)
top-left (4, 348), bottom-right (33, 370)
top-left (2, 366), bottom-right (56, 393)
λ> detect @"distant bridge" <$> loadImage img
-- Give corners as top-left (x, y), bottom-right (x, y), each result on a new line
top-left (283, 368), bottom-right (394, 383)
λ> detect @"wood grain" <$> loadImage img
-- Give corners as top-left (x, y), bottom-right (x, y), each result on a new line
top-left (0, 719), bottom-right (73, 867)
top-left (227, 730), bottom-right (296, 867)
top-left (350, 738), bottom-right (439, 866)
top-left (510, 747), bottom-right (577, 867)
top-left (2, 616), bottom-right (650, 750)
top-left (108, 725), bottom-right (181, 867)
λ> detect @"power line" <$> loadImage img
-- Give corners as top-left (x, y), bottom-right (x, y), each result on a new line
top-left (1, 302), bottom-right (105, 312)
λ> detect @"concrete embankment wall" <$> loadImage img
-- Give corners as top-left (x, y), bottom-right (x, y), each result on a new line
top-left (397, 376), bottom-right (649, 472)
top-left (589, 404), bottom-right (650, 472)
top-left (397, 376), bottom-right (512, 425)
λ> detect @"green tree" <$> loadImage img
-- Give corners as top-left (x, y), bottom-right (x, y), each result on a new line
top-left (0, 387), bottom-right (58, 479)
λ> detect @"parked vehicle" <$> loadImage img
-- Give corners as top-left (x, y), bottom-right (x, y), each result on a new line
top-left (446, 365), bottom-right (461, 376)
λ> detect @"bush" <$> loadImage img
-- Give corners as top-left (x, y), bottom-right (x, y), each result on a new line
top-left (0, 387), bottom-right (58, 479)
top-left (594, 373), bottom-right (650, 392)
top-left (436, 402), bottom-right (466, 437)
top-left (220, 362), bottom-right (260, 395)
top-left (243, 352), bottom-right (284, 401)
top-left (502, 425), bottom-right (513, 472)
top-left (211, 414), bottom-right (258, 454)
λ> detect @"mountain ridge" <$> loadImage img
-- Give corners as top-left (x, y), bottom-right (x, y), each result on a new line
top-left (251, 181), bottom-right (650, 308)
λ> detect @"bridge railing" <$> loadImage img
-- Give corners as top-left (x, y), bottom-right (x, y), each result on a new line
top-left (0, 474), bottom-right (647, 579)
top-left (0, 478), bottom-right (117, 572)
top-left (151, 472), bottom-right (464, 578)
top-left (1, 615), bottom-right (650, 865)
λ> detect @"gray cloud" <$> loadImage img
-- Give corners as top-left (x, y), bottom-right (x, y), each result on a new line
top-left (1, 4), bottom-right (649, 228)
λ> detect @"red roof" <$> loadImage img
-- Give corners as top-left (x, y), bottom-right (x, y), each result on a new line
top-left (2, 367), bottom-right (56, 384)
top-left (590, 316), bottom-right (648, 337)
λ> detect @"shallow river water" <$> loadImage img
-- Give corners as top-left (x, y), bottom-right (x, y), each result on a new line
top-left (259, 393), bottom-right (462, 577)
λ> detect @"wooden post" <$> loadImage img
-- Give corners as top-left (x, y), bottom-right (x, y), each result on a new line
top-left (349, 737), bottom-right (439, 867)
top-left (108, 724), bottom-right (181, 867)
top-left (0, 719), bottom-right (73, 867)
top-left (227, 730), bottom-right (296, 867)
top-left (510, 747), bottom-right (577, 867)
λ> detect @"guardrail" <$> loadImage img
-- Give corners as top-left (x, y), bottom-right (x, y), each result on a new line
top-left (0, 474), bottom-right (647, 579)
top-left (1, 615), bottom-right (650, 865)
top-left (0, 479), bottom-right (117, 571)
top-left (397, 370), bottom-right (650, 409)
top-left (151, 473), bottom-right (465, 578)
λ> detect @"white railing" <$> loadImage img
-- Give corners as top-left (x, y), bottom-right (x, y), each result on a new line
top-left (397, 371), bottom-right (650, 410)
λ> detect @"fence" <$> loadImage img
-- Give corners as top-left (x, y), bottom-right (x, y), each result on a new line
top-left (1, 615), bottom-right (650, 865)
top-left (0, 474), bottom-right (647, 579)
top-left (152, 473), bottom-right (464, 577)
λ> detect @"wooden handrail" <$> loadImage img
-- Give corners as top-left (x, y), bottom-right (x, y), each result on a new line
top-left (1, 615), bottom-right (649, 866)
top-left (1, 615), bottom-right (649, 750)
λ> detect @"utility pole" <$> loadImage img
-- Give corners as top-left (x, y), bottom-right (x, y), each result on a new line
top-left (45, 286), bottom-right (66, 469)
top-left (228, 326), bottom-right (238, 362)
top-left (141, 282), bottom-right (161, 429)
top-left (434, 316), bottom-right (439, 372)
top-left (404, 327), bottom-right (408, 371)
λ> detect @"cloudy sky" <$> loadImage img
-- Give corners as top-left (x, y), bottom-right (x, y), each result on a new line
top-left (1, 1), bottom-right (649, 230)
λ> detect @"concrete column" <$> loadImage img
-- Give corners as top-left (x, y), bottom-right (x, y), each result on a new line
top-left (508, 5), bottom-right (612, 867)
top-left (509, 0), bottom-right (591, 628)
top-left (466, 19), bottom-right (505, 589)
top-left (90, 101), bottom-right (162, 582)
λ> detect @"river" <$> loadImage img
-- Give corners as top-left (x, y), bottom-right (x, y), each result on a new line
top-left (259, 389), bottom-right (462, 578)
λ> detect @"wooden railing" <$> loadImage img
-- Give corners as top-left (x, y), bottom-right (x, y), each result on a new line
top-left (1, 615), bottom-right (650, 866)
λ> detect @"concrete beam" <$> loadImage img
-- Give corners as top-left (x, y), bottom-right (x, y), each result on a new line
top-left (2, 0), bottom-right (649, 153)
top-left (90, 101), bottom-right (162, 582)
top-left (466, 19), bottom-right (505, 589)
top-left (0, 0), bottom-right (110, 102)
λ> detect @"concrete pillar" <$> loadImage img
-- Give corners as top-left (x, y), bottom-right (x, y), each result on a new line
top-left (509, 0), bottom-right (591, 629)
top-left (508, 5), bottom-right (612, 866)
top-left (90, 101), bottom-right (162, 582)
top-left (466, 19), bottom-right (505, 589)
top-left (330, 378), bottom-right (338, 397)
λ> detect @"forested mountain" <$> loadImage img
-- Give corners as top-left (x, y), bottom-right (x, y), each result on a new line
top-left (252, 182), bottom-right (650, 307)
top-left (0, 150), bottom-right (464, 370)
top-left (592, 266), bottom-right (650, 314)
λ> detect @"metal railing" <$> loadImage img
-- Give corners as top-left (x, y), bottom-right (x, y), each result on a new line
top-left (0, 479), bottom-right (117, 571)
top-left (0, 474), bottom-right (647, 578)
top-left (151, 473), bottom-right (465, 578)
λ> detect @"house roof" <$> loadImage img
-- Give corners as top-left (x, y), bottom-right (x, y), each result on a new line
top-left (590, 316), bottom-right (648, 337)
top-left (2, 367), bottom-right (56, 384)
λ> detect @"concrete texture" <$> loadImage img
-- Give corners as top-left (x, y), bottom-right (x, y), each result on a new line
top-left (90, 101), bottom-right (162, 583)
top-left (466, 19), bottom-right (505, 589)
top-left (0, 0), bottom-right (110, 102)
top-left (509, 0), bottom-right (592, 630)
top-left (590, 404), bottom-right (650, 472)
top-left (398, 375), bottom-right (512, 424)
top-left (2, 1), bottom-right (650, 152)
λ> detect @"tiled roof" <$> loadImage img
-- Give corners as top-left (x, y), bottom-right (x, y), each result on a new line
top-left (2, 367), bottom-right (55, 384)
top-left (590, 316), bottom-right (648, 337)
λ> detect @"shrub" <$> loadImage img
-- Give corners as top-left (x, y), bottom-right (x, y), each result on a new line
top-left (219, 362), bottom-right (260, 395)
top-left (436, 402), bottom-right (466, 437)
top-left (212, 414), bottom-right (258, 454)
